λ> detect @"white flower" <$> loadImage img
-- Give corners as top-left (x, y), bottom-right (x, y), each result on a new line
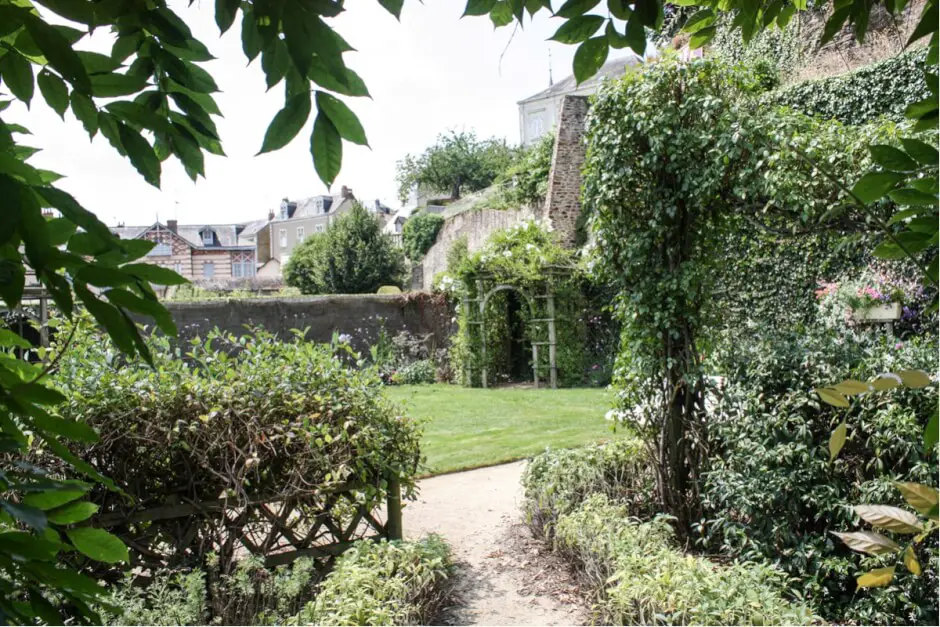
top-left (525, 243), bottom-right (536, 251)
top-left (502, 250), bottom-right (513, 258)
top-left (337, 333), bottom-right (352, 343)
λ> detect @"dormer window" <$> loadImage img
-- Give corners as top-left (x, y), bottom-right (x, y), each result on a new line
top-left (200, 228), bottom-right (215, 246)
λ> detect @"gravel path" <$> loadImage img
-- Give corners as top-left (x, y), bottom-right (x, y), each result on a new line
top-left (403, 461), bottom-right (588, 626)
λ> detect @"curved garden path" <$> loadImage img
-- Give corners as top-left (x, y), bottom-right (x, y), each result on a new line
top-left (403, 461), bottom-right (588, 626)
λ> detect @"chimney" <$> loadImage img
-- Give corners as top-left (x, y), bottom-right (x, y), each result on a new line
top-left (341, 185), bottom-right (353, 199)
top-left (167, 219), bottom-right (178, 233)
top-left (268, 209), bottom-right (275, 221)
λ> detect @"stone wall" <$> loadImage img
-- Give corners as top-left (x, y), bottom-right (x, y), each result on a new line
top-left (542, 95), bottom-right (589, 248)
top-left (418, 206), bottom-right (536, 290)
top-left (158, 293), bottom-right (454, 352)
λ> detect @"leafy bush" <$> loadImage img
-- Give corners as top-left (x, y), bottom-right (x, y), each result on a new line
top-left (701, 326), bottom-right (938, 624)
top-left (402, 212), bottom-right (445, 261)
top-left (555, 495), bottom-right (816, 626)
top-left (766, 48), bottom-right (930, 125)
top-left (284, 203), bottom-right (406, 294)
top-left (47, 320), bottom-right (422, 570)
top-left (294, 536), bottom-right (453, 626)
top-left (392, 359), bottom-right (436, 385)
top-left (521, 439), bottom-right (654, 538)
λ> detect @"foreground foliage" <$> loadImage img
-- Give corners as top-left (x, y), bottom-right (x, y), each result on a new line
top-left (294, 535), bottom-right (453, 626)
top-left (101, 536), bottom-right (452, 626)
top-left (48, 320), bottom-right (421, 570)
top-left (284, 203), bottom-right (406, 295)
top-left (555, 494), bottom-right (816, 626)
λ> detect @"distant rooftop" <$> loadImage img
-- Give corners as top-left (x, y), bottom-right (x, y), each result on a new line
top-left (517, 54), bottom-right (642, 105)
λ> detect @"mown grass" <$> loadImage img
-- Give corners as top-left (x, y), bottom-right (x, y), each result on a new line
top-left (385, 384), bottom-right (619, 476)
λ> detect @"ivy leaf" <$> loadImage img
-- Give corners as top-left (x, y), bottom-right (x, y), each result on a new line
top-left (832, 530), bottom-right (900, 556)
top-left (903, 546), bottom-right (921, 576)
top-left (463, 0), bottom-right (497, 16)
top-left (0, 50), bottom-right (34, 106)
top-left (258, 91), bottom-right (311, 155)
top-left (311, 112), bottom-right (342, 188)
top-left (316, 92), bottom-right (368, 146)
top-left (853, 505), bottom-right (923, 534)
top-left (856, 566), bottom-right (895, 589)
top-left (37, 71), bottom-right (68, 118)
top-left (900, 137), bottom-right (939, 165)
top-left (215, 0), bottom-right (240, 33)
top-left (550, 15), bottom-right (605, 44)
top-left (829, 421), bottom-right (847, 461)
top-left (573, 36), bottom-right (608, 84)
top-left (851, 171), bottom-right (903, 204)
top-left (869, 145), bottom-right (919, 172)
top-left (66, 527), bottom-right (128, 563)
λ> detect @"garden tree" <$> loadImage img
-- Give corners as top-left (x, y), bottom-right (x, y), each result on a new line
top-left (494, 131), bottom-right (555, 208)
top-left (0, 0), bottom-right (934, 621)
top-left (395, 130), bottom-right (517, 202)
top-left (283, 203), bottom-right (405, 294)
top-left (401, 211), bottom-right (445, 261)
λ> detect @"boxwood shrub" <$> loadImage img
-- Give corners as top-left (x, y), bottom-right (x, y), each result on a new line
top-left (556, 494), bottom-right (817, 626)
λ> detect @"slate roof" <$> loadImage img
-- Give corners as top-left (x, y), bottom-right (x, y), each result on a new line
top-left (110, 223), bottom-right (254, 249)
top-left (517, 54), bottom-right (642, 105)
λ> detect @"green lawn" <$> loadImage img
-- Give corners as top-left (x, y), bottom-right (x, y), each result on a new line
top-left (385, 384), bottom-right (619, 476)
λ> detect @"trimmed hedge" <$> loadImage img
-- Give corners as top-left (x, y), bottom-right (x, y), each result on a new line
top-left (555, 495), bottom-right (817, 626)
top-left (294, 536), bottom-right (453, 625)
top-left (765, 48), bottom-right (929, 124)
top-left (521, 439), bottom-right (654, 538)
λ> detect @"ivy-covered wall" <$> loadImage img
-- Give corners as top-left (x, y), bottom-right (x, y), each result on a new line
top-left (764, 48), bottom-right (930, 125)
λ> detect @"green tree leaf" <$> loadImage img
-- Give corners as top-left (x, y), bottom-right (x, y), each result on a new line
top-left (47, 501), bottom-right (99, 526)
top-left (1, 501), bottom-right (47, 531)
top-left (894, 482), bottom-right (939, 515)
top-left (378, 0), bottom-right (404, 19)
top-left (556, 0), bottom-right (601, 18)
top-left (551, 15), bottom-right (605, 44)
top-left (464, 0), bottom-right (497, 16)
top-left (869, 144), bottom-right (920, 172)
top-left (901, 137), bottom-right (940, 165)
top-left (856, 566), bottom-right (895, 589)
top-left (66, 527), bottom-right (128, 563)
top-left (573, 36), bottom-right (609, 85)
top-left (69, 90), bottom-right (98, 137)
top-left (215, 0), bottom-right (240, 33)
top-left (853, 505), bottom-right (924, 534)
top-left (37, 70), bottom-right (68, 118)
top-left (903, 546), bottom-right (921, 575)
top-left (0, 50), bottom-right (35, 106)
top-left (316, 92), bottom-right (368, 146)
top-left (829, 421), bottom-right (847, 460)
top-left (817, 387), bottom-right (849, 408)
top-left (23, 489), bottom-right (86, 511)
top-left (490, 1), bottom-right (514, 27)
top-left (851, 171), bottom-right (903, 204)
top-left (887, 187), bottom-right (938, 206)
top-left (258, 91), bottom-right (311, 154)
top-left (896, 370), bottom-right (932, 388)
top-left (24, 14), bottom-right (90, 93)
top-left (311, 112), bottom-right (342, 188)
top-left (120, 263), bottom-right (189, 285)
top-left (118, 123), bottom-right (161, 187)
top-left (925, 407), bottom-right (938, 453)
top-left (832, 530), bottom-right (900, 555)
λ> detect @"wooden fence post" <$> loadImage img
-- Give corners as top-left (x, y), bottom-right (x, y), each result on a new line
top-left (386, 473), bottom-right (403, 541)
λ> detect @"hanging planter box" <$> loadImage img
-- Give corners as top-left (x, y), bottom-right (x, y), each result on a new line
top-left (852, 302), bottom-right (902, 322)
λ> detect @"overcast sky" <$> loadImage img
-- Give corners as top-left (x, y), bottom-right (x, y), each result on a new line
top-left (8, 2), bottom-right (636, 227)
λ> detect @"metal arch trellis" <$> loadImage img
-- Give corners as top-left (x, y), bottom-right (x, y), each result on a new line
top-left (461, 265), bottom-right (573, 389)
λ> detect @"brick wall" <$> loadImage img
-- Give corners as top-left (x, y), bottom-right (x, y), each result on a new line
top-left (542, 95), bottom-right (589, 247)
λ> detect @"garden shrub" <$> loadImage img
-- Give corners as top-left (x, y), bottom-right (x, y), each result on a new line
top-left (521, 439), bottom-right (654, 538)
top-left (765, 47), bottom-right (930, 125)
top-left (402, 212), bottom-right (445, 262)
top-left (555, 494), bottom-right (816, 626)
top-left (293, 535), bottom-right (453, 626)
top-left (392, 359), bottom-right (436, 385)
top-left (47, 319), bottom-right (422, 571)
top-left (700, 325), bottom-right (938, 625)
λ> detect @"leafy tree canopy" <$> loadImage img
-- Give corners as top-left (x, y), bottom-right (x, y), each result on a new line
top-left (395, 130), bottom-right (517, 202)
top-left (283, 203), bottom-right (405, 294)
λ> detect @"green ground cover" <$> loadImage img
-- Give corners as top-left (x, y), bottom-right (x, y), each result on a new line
top-left (385, 384), bottom-right (618, 475)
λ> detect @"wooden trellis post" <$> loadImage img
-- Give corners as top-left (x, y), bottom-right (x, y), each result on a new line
top-left (386, 473), bottom-right (403, 541)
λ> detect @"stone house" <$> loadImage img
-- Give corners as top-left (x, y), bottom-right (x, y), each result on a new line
top-left (111, 220), bottom-right (257, 281)
top-left (516, 54), bottom-right (641, 146)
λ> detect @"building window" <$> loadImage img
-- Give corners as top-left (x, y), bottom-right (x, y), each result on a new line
top-left (173, 261), bottom-right (183, 275)
top-left (149, 241), bottom-right (172, 256)
top-left (202, 261), bottom-right (215, 278)
top-left (315, 224), bottom-right (324, 233)
top-left (201, 229), bottom-right (214, 246)
top-left (529, 115), bottom-right (544, 138)
top-left (232, 252), bottom-right (255, 278)
top-left (279, 229), bottom-right (287, 248)
top-left (297, 226), bottom-right (305, 242)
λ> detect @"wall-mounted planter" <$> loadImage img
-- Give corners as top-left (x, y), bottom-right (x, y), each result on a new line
top-left (852, 302), bottom-right (902, 322)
